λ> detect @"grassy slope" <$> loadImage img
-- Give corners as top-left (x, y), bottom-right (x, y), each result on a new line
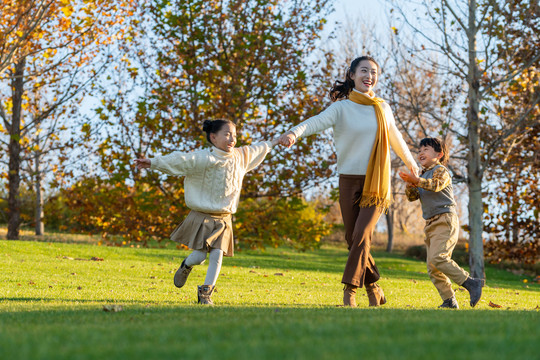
top-left (1, 240), bottom-right (538, 360)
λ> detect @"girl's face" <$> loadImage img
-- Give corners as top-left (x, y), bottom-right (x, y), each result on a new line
top-left (418, 145), bottom-right (443, 168)
top-left (350, 60), bottom-right (379, 93)
top-left (210, 122), bottom-right (237, 152)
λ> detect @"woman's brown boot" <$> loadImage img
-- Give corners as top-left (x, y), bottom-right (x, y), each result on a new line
top-left (365, 282), bottom-right (387, 306)
top-left (343, 284), bottom-right (358, 307)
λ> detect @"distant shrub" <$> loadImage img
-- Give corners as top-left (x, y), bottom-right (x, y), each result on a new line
top-left (48, 177), bottom-right (332, 250)
top-left (234, 197), bottom-right (332, 251)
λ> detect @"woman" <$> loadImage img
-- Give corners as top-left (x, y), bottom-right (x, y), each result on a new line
top-left (278, 56), bottom-right (419, 307)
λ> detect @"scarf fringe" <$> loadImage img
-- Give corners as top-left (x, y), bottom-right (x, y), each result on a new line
top-left (358, 195), bottom-right (392, 212)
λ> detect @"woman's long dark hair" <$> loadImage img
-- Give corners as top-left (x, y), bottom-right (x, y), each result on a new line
top-left (329, 56), bottom-right (380, 102)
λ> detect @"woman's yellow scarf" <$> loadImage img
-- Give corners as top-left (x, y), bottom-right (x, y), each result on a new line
top-left (348, 90), bottom-right (391, 210)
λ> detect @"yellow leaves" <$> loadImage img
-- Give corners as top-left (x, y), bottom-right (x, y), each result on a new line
top-left (61, 6), bottom-right (74, 17)
top-left (60, 0), bottom-right (74, 17)
top-left (42, 48), bottom-right (57, 59)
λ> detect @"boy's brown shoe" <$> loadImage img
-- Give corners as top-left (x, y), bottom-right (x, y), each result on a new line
top-left (173, 259), bottom-right (192, 288)
top-left (439, 296), bottom-right (459, 309)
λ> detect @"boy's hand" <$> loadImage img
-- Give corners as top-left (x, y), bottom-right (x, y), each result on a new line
top-left (134, 158), bottom-right (151, 169)
top-left (399, 170), bottom-right (420, 185)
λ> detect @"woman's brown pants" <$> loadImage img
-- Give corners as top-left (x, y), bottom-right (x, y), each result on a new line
top-left (339, 175), bottom-right (383, 288)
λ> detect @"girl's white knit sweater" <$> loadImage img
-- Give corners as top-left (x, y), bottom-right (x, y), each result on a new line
top-left (150, 142), bottom-right (272, 214)
top-left (290, 90), bottom-right (417, 175)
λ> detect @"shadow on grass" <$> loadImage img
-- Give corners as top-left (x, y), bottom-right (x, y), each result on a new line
top-left (1, 304), bottom-right (538, 360)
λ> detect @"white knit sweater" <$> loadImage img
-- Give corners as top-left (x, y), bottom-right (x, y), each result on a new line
top-left (150, 142), bottom-right (272, 214)
top-left (290, 90), bottom-right (417, 175)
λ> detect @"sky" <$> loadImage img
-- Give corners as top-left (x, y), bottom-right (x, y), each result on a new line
top-left (326, 0), bottom-right (388, 35)
top-left (329, 0), bottom-right (387, 22)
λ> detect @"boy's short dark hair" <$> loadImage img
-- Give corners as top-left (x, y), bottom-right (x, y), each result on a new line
top-left (419, 137), bottom-right (449, 165)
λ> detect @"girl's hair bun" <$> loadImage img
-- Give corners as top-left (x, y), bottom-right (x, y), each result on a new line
top-left (202, 120), bottom-right (213, 133)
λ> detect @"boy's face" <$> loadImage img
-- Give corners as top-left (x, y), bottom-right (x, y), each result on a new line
top-left (210, 123), bottom-right (237, 152)
top-left (418, 145), bottom-right (443, 168)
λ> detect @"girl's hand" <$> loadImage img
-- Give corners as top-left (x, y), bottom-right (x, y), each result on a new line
top-left (134, 158), bottom-right (151, 169)
top-left (277, 131), bottom-right (296, 148)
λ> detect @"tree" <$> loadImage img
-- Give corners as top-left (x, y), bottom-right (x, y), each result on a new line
top-left (387, 0), bottom-right (540, 278)
top-left (0, 0), bottom-right (136, 239)
top-left (0, 1), bottom-right (53, 75)
top-left (61, 0), bottom-right (337, 246)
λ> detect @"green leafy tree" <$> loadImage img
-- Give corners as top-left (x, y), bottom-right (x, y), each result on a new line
top-left (0, 0), bottom-right (137, 239)
top-left (387, 0), bottom-right (539, 277)
top-left (64, 0), bottom-right (337, 247)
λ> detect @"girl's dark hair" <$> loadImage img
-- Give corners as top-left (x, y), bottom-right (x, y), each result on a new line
top-left (202, 119), bottom-right (235, 145)
top-left (419, 137), bottom-right (449, 165)
top-left (329, 56), bottom-right (381, 102)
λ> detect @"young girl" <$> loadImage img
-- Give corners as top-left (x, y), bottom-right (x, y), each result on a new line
top-left (135, 119), bottom-right (278, 305)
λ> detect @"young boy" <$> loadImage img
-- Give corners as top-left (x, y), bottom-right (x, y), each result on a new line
top-left (399, 137), bottom-right (484, 308)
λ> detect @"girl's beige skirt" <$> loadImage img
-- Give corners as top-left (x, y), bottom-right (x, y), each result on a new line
top-left (170, 210), bottom-right (234, 256)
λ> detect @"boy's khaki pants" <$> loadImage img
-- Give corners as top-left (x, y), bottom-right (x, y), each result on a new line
top-left (424, 212), bottom-right (469, 301)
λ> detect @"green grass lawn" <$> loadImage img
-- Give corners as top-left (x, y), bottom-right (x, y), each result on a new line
top-left (1, 239), bottom-right (538, 360)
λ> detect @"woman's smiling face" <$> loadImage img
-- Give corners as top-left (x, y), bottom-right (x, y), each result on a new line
top-left (350, 60), bottom-right (379, 93)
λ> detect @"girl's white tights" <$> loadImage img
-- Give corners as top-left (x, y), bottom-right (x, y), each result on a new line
top-left (184, 248), bottom-right (223, 286)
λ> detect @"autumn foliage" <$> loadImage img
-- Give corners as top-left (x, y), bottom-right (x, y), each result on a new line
top-left (50, 0), bottom-right (337, 248)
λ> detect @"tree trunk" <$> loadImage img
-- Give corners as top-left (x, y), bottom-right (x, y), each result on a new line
top-left (386, 208), bottom-right (394, 253)
top-left (466, 0), bottom-right (485, 279)
top-left (7, 58), bottom-right (25, 240)
top-left (34, 152), bottom-right (44, 236)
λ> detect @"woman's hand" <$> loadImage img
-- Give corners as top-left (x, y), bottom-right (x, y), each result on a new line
top-left (134, 158), bottom-right (151, 169)
top-left (410, 165), bottom-right (420, 178)
top-left (277, 131), bottom-right (296, 148)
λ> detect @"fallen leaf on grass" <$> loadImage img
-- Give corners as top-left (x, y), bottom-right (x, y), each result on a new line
top-left (103, 305), bottom-right (123, 312)
top-left (274, 273), bottom-right (284, 276)
top-left (91, 257), bottom-right (104, 261)
top-left (489, 301), bottom-right (503, 308)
